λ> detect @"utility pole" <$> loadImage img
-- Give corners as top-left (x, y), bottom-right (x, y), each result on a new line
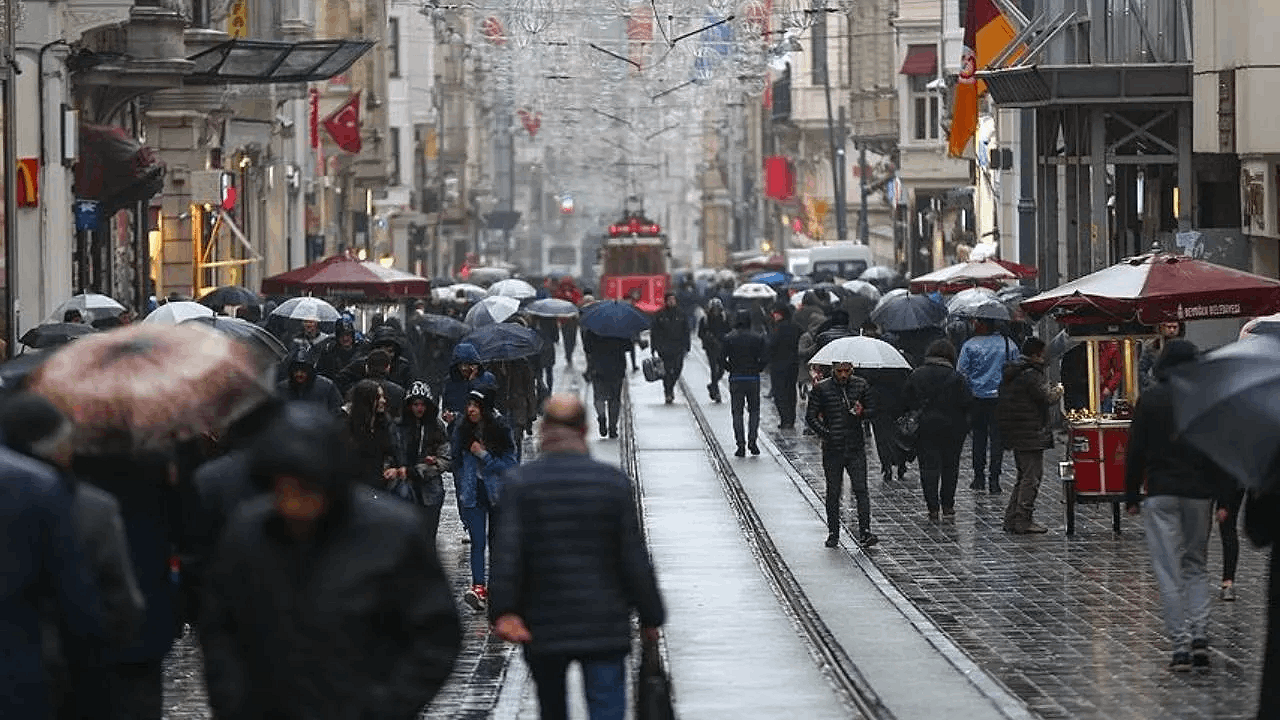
top-left (1017, 0), bottom-right (1037, 285)
top-left (822, 62), bottom-right (847, 242)
top-left (858, 144), bottom-right (870, 244)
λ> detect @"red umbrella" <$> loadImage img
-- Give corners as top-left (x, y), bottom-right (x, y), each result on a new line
top-left (1021, 253), bottom-right (1280, 324)
top-left (990, 257), bottom-right (1038, 279)
top-left (261, 255), bottom-right (429, 298)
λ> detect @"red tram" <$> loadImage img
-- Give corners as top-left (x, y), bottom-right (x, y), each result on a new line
top-left (599, 211), bottom-right (670, 313)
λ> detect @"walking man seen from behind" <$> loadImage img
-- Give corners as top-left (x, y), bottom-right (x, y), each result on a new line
top-left (957, 320), bottom-right (1019, 493)
top-left (650, 291), bottom-right (690, 404)
top-left (722, 310), bottom-right (769, 457)
top-left (489, 394), bottom-right (666, 720)
top-left (995, 337), bottom-right (1062, 534)
top-left (807, 361), bottom-right (879, 548)
top-left (768, 303), bottom-right (803, 429)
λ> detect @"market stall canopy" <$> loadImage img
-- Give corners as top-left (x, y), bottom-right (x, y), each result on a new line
top-left (1021, 253), bottom-right (1280, 325)
top-left (261, 255), bottom-right (429, 298)
top-left (909, 261), bottom-right (1017, 293)
top-left (186, 39), bottom-right (374, 84)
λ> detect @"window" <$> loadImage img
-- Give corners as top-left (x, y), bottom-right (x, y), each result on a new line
top-left (389, 126), bottom-right (401, 186)
top-left (387, 17), bottom-right (400, 78)
top-left (910, 74), bottom-right (939, 141)
top-left (810, 13), bottom-right (827, 85)
top-left (959, 0), bottom-right (969, 28)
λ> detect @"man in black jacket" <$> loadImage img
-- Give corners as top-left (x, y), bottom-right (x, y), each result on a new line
top-left (722, 310), bottom-right (769, 457)
top-left (489, 395), bottom-right (665, 720)
top-left (1125, 340), bottom-right (1234, 671)
top-left (650, 292), bottom-right (690, 404)
top-left (806, 362), bottom-right (879, 547)
top-left (278, 347), bottom-right (343, 415)
top-left (995, 337), bottom-right (1062, 534)
top-left (583, 329), bottom-right (631, 439)
top-left (768, 304), bottom-right (803, 429)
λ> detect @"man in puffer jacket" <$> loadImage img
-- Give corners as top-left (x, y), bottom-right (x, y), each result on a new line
top-left (1124, 340), bottom-right (1236, 671)
top-left (995, 337), bottom-right (1062, 534)
top-left (806, 361), bottom-right (879, 548)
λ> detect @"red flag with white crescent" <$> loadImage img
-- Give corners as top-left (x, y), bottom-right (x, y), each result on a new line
top-left (323, 91), bottom-right (362, 154)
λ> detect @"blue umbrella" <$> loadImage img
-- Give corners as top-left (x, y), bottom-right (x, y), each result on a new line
top-left (750, 271), bottom-right (791, 286)
top-left (460, 323), bottom-right (544, 362)
top-left (580, 300), bottom-right (651, 339)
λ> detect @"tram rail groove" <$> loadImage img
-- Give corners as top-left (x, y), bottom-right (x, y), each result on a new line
top-left (677, 378), bottom-right (895, 720)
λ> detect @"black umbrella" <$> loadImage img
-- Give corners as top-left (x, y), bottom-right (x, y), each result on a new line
top-left (859, 266), bottom-right (907, 292)
top-left (1170, 335), bottom-right (1280, 490)
top-left (20, 323), bottom-right (98, 349)
top-left (870, 294), bottom-right (947, 332)
top-left (198, 286), bottom-right (261, 310)
top-left (413, 313), bottom-right (470, 341)
top-left (580, 300), bottom-right (651, 339)
top-left (185, 316), bottom-right (287, 365)
top-left (0, 351), bottom-right (56, 392)
top-left (460, 323), bottom-right (543, 362)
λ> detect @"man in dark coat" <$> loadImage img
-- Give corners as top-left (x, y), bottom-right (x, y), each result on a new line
top-left (649, 291), bottom-right (690, 404)
top-left (201, 404), bottom-right (461, 719)
top-left (316, 319), bottom-right (367, 384)
top-left (1125, 340), bottom-right (1235, 671)
top-left (806, 362), bottom-right (879, 548)
top-left (489, 395), bottom-right (665, 720)
top-left (582, 329), bottom-right (630, 438)
top-left (768, 303), bottom-right (803, 429)
top-left (857, 366), bottom-right (911, 483)
top-left (995, 337), bottom-right (1062, 534)
top-left (722, 310), bottom-right (769, 457)
top-left (698, 298), bottom-right (732, 402)
top-left (278, 346), bottom-right (343, 415)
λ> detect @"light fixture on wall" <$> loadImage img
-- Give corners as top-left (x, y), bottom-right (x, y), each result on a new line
top-left (61, 105), bottom-right (79, 168)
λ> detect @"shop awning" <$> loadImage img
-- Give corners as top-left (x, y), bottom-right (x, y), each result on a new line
top-left (185, 39), bottom-right (374, 85)
top-left (900, 45), bottom-right (938, 76)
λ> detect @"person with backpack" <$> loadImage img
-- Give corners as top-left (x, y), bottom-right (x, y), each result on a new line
top-left (902, 340), bottom-right (972, 521)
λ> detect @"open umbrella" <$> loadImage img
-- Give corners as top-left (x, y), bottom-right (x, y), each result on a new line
top-left (412, 313), bottom-right (471, 340)
top-left (184, 315), bottom-right (287, 365)
top-left (27, 323), bottom-right (270, 455)
top-left (1170, 334), bottom-right (1280, 490)
top-left (996, 284), bottom-right (1039, 306)
top-left (433, 284), bottom-right (487, 303)
top-left (808, 336), bottom-right (911, 369)
top-left (946, 287), bottom-right (999, 315)
top-left (841, 280), bottom-right (882, 302)
top-left (0, 351), bottom-right (56, 393)
top-left (467, 267), bottom-right (512, 286)
top-left (143, 301), bottom-right (216, 325)
top-left (271, 296), bottom-right (341, 323)
top-left (580, 300), bottom-right (650, 339)
top-left (732, 283), bottom-right (777, 300)
top-left (488, 278), bottom-right (538, 300)
top-left (749, 271), bottom-right (790, 286)
top-left (908, 261), bottom-right (1017, 293)
top-left (791, 289), bottom-right (840, 309)
top-left (950, 299), bottom-right (1011, 322)
top-left (19, 323), bottom-right (98, 349)
top-left (48, 293), bottom-right (126, 324)
top-left (871, 293), bottom-right (947, 332)
top-left (526, 298), bottom-right (580, 318)
top-left (460, 323), bottom-right (544, 363)
top-left (198, 286), bottom-right (260, 310)
top-left (465, 295), bottom-right (521, 327)
top-left (858, 266), bottom-right (906, 292)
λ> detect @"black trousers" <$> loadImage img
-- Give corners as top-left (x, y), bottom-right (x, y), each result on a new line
top-left (659, 352), bottom-right (684, 397)
top-left (1220, 488), bottom-right (1247, 582)
top-left (969, 398), bottom-right (1004, 486)
top-left (918, 432), bottom-right (965, 512)
top-left (770, 364), bottom-right (799, 426)
top-left (729, 379), bottom-right (761, 448)
top-left (593, 376), bottom-right (623, 432)
top-left (823, 448), bottom-right (870, 536)
top-left (870, 414), bottom-right (901, 474)
top-left (103, 660), bottom-right (163, 720)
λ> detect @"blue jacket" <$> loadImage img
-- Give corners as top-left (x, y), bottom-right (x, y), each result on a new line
top-left (957, 334), bottom-right (1019, 399)
top-left (441, 343), bottom-right (497, 415)
top-left (451, 421), bottom-right (517, 509)
top-left (0, 449), bottom-right (102, 719)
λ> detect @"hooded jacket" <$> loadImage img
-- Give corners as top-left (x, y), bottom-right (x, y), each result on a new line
top-left (1125, 341), bottom-right (1235, 504)
top-left (721, 311), bottom-right (769, 378)
top-left (278, 347), bottom-right (343, 414)
top-left (399, 384), bottom-right (451, 489)
top-left (995, 357), bottom-right (1054, 451)
top-left (441, 343), bottom-right (497, 416)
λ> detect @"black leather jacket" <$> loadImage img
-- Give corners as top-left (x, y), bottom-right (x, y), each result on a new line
top-left (805, 376), bottom-right (876, 454)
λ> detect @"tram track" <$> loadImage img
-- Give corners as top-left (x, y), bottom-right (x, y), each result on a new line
top-left (675, 376), bottom-right (895, 720)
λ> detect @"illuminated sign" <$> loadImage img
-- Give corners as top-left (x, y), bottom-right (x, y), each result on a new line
top-left (16, 158), bottom-right (38, 207)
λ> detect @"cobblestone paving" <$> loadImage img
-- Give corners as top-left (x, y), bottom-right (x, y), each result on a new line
top-left (755, 376), bottom-right (1268, 720)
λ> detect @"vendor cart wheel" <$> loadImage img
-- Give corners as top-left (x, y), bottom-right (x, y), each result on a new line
top-left (1112, 502), bottom-right (1122, 534)
top-left (1064, 480), bottom-right (1077, 536)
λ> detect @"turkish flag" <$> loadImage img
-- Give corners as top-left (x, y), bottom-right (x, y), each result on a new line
top-left (323, 91), bottom-right (362, 154)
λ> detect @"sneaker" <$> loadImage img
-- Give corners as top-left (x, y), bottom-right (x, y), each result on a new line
top-left (1192, 640), bottom-right (1210, 668)
top-left (734, 446), bottom-right (746, 458)
top-left (599, 423), bottom-right (608, 438)
top-left (464, 584), bottom-right (488, 612)
top-left (748, 443), bottom-right (760, 456)
top-left (1169, 652), bottom-right (1193, 671)
top-left (1221, 584), bottom-right (1236, 601)
top-left (664, 393), bottom-right (674, 404)
top-left (942, 506), bottom-right (956, 517)
top-left (859, 532), bottom-right (879, 547)
top-left (1016, 523), bottom-right (1049, 534)
top-left (928, 509), bottom-right (940, 522)
top-left (824, 533), bottom-right (839, 548)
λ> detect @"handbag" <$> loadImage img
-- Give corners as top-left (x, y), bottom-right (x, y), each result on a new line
top-left (893, 410), bottom-right (921, 455)
top-left (635, 638), bottom-right (675, 720)
top-left (642, 354), bottom-right (665, 383)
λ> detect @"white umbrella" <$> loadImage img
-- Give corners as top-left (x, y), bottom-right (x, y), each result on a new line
top-left (465, 295), bottom-right (521, 327)
top-left (791, 289), bottom-right (839, 308)
top-left (489, 278), bottom-right (538, 300)
top-left (809, 336), bottom-right (912, 369)
top-left (841, 280), bottom-right (882, 302)
top-left (946, 287), bottom-right (998, 315)
top-left (48, 293), bottom-right (126, 324)
top-left (270, 296), bottom-right (340, 322)
top-left (432, 283), bottom-right (487, 302)
top-left (732, 283), bottom-right (777, 300)
top-left (142, 301), bottom-right (215, 325)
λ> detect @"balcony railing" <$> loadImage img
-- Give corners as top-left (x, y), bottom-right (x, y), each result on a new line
top-left (1029, 0), bottom-right (1191, 66)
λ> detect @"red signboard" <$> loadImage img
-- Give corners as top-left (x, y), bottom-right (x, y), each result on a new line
top-left (16, 158), bottom-right (38, 207)
top-left (764, 156), bottom-right (794, 201)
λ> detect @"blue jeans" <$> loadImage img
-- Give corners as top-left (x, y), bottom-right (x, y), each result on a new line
top-left (460, 505), bottom-right (490, 585)
top-left (526, 651), bottom-right (628, 720)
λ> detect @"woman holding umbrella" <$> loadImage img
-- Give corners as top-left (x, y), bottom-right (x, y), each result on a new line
top-left (451, 387), bottom-right (518, 612)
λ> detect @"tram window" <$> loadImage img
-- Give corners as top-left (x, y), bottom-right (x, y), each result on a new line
top-left (604, 246), bottom-right (665, 275)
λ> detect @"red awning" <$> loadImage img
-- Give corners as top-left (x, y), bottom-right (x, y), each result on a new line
top-left (990, 257), bottom-right (1038, 279)
top-left (262, 254), bottom-right (430, 298)
top-left (900, 45), bottom-right (938, 76)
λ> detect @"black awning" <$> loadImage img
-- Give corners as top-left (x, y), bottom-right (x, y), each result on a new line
top-left (186, 39), bottom-right (374, 85)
